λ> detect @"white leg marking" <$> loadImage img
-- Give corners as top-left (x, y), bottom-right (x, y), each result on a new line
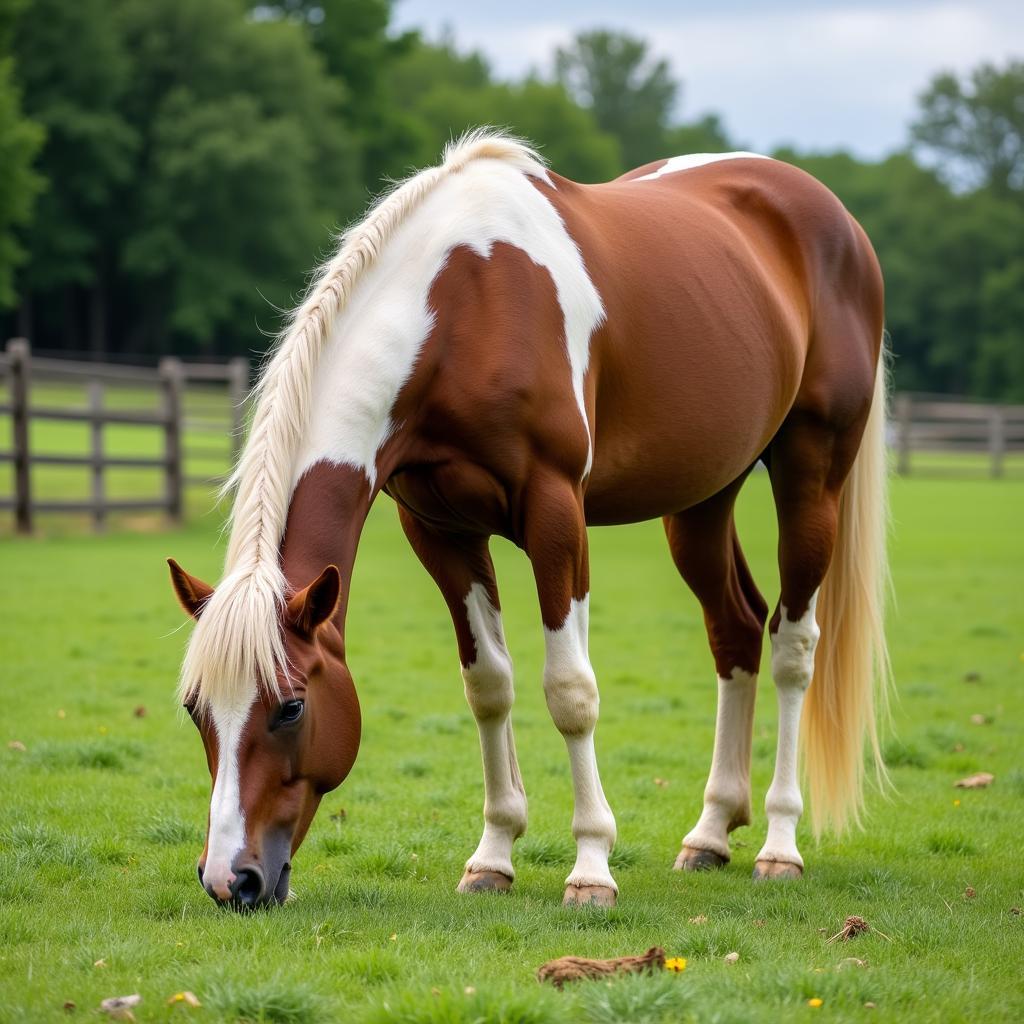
top-left (682, 668), bottom-right (757, 860)
top-left (757, 593), bottom-right (820, 868)
top-left (543, 595), bottom-right (617, 891)
top-left (204, 693), bottom-right (255, 899)
top-left (462, 584), bottom-right (527, 879)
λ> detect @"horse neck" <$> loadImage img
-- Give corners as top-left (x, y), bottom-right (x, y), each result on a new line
top-left (279, 461), bottom-right (373, 641)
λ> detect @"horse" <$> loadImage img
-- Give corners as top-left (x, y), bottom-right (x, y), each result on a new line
top-left (169, 130), bottom-right (890, 910)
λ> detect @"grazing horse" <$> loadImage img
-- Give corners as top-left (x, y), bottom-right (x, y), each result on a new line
top-left (169, 131), bottom-right (890, 910)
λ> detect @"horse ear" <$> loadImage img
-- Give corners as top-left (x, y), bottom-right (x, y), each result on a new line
top-left (287, 565), bottom-right (342, 637)
top-left (167, 558), bottom-right (214, 619)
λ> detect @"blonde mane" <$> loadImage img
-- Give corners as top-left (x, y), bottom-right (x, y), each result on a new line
top-left (179, 130), bottom-right (546, 708)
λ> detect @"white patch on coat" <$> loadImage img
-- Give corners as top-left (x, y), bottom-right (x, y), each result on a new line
top-left (682, 668), bottom-right (758, 860)
top-left (757, 593), bottom-right (820, 867)
top-left (461, 584), bottom-right (526, 878)
top-left (635, 151), bottom-right (769, 181)
top-left (542, 595), bottom-right (617, 891)
top-left (294, 158), bottom-right (604, 486)
top-left (203, 694), bottom-right (254, 899)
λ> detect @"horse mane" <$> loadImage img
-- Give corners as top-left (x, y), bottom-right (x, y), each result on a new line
top-left (179, 129), bottom-right (547, 708)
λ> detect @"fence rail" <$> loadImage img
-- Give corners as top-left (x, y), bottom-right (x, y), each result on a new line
top-left (0, 339), bottom-right (249, 533)
top-left (892, 393), bottom-right (1024, 477)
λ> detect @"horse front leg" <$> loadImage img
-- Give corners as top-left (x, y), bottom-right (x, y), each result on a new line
top-left (524, 471), bottom-right (618, 907)
top-left (398, 508), bottom-right (527, 892)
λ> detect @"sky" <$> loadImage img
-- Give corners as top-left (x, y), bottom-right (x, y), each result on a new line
top-left (391, 0), bottom-right (1024, 158)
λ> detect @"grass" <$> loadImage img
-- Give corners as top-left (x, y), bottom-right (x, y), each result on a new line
top-left (1, 472), bottom-right (1023, 1022)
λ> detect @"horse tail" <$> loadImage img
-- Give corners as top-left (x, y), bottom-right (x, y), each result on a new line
top-left (801, 349), bottom-right (892, 836)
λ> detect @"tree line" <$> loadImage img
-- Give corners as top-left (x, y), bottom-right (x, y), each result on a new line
top-left (1, 0), bottom-right (1022, 399)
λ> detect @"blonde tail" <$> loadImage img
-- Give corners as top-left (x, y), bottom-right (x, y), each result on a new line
top-left (801, 352), bottom-right (892, 835)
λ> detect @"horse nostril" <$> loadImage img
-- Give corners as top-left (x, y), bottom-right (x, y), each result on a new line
top-left (197, 862), bottom-right (204, 886)
top-left (231, 867), bottom-right (265, 907)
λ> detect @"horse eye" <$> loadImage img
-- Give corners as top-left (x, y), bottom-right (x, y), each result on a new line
top-left (275, 699), bottom-right (305, 728)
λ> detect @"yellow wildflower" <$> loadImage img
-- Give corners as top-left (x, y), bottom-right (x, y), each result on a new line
top-left (665, 957), bottom-right (687, 973)
top-left (808, 997), bottom-right (824, 1008)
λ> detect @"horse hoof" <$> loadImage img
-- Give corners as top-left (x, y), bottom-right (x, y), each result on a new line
top-left (457, 869), bottom-right (513, 893)
top-left (674, 846), bottom-right (728, 872)
top-left (563, 884), bottom-right (617, 908)
top-left (752, 860), bottom-right (803, 881)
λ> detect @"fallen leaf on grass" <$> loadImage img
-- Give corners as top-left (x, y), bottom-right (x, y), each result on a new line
top-left (133, 706), bottom-right (147, 718)
top-left (7, 740), bottom-right (26, 752)
top-left (963, 886), bottom-right (976, 900)
top-left (969, 714), bottom-right (991, 726)
top-left (62, 1001), bottom-right (76, 1012)
top-left (167, 991), bottom-right (201, 1008)
top-left (57, 709), bottom-right (66, 719)
top-left (653, 777), bottom-right (670, 787)
top-left (688, 915), bottom-right (707, 924)
top-left (955, 772), bottom-right (994, 789)
top-left (724, 952), bottom-right (740, 964)
top-left (538, 947), bottom-right (666, 988)
top-left (99, 994), bottom-right (140, 1021)
top-left (93, 959), bottom-right (107, 968)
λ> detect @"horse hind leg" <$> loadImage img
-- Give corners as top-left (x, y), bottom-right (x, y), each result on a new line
top-left (664, 479), bottom-right (768, 872)
top-left (398, 507), bottom-right (527, 893)
top-left (754, 410), bottom-right (862, 880)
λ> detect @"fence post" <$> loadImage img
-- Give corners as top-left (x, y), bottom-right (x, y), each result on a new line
top-left (894, 392), bottom-right (912, 476)
top-left (227, 357), bottom-right (249, 466)
top-left (989, 407), bottom-right (1005, 479)
top-left (89, 380), bottom-right (105, 532)
top-left (159, 357), bottom-right (184, 524)
top-left (8, 338), bottom-right (32, 534)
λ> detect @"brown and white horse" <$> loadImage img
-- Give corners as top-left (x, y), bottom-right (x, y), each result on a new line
top-left (169, 131), bottom-right (890, 910)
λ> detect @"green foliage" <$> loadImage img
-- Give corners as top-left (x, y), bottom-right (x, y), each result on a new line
top-left (0, 53), bottom-right (42, 308)
top-left (555, 29), bottom-right (677, 169)
top-left (911, 60), bottom-right (1024, 197)
top-left (3, 7), bottom-right (1022, 399)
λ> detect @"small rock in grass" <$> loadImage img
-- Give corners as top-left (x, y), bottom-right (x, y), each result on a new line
top-left (865, 1002), bottom-right (877, 1010)
top-left (1010, 907), bottom-right (1021, 916)
top-left (955, 772), bottom-right (994, 789)
top-left (99, 994), bottom-right (141, 1021)
top-left (724, 951), bottom-right (740, 964)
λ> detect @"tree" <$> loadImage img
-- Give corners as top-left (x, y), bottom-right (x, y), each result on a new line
top-left (555, 30), bottom-right (676, 169)
top-left (911, 61), bottom-right (1024, 198)
top-left (388, 38), bottom-right (620, 183)
top-left (0, 4), bottom-right (43, 310)
top-left (250, 0), bottom-right (421, 185)
top-left (12, 0), bottom-right (135, 347)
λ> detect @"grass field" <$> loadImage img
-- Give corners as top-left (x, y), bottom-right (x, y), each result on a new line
top-left (2, 472), bottom-right (1023, 1023)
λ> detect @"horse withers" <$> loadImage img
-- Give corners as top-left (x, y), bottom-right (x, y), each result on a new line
top-left (169, 131), bottom-right (890, 910)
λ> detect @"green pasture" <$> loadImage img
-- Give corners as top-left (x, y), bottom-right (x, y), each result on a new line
top-left (1, 471), bottom-right (1022, 1023)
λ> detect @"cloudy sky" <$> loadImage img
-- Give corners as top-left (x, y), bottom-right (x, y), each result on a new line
top-left (392, 0), bottom-right (1023, 157)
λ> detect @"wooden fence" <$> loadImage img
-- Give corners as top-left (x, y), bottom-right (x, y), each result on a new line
top-left (0, 339), bottom-right (249, 533)
top-left (892, 393), bottom-right (1024, 478)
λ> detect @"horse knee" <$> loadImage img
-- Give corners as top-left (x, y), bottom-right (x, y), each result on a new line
top-left (463, 661), bottom-right (514, 721)
top-left (544, 667), bottom-right (599, 736)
